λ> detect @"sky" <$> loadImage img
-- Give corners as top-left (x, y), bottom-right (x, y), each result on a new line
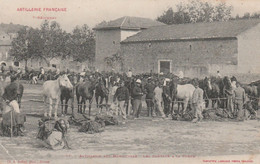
top-left (0, 0), bottom-right (259, 32)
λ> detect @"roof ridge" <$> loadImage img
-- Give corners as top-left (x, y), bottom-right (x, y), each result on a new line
top-left (120, 16), bottom-right (128, 28)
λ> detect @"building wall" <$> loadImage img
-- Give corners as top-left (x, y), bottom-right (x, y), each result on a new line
top-left (237, 23), bottom-right (260, 74)
top-left (121, 39), bottom-right (238, 77)
top-left (0, 45), bottom-right (11, 62)
top-left (95, 29), bottom-right (121, 71)
top-left (121, 30), bottom-right (139, 41)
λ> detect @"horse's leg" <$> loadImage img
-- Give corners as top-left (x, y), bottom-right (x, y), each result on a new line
top-left (89, 99), bottom-right (92, 116)
top-left (54, 98), bottom-right (59, 118)
top-left (105, 96), bottom-right (109, 115)
top-left (70, 96), bottom-right (74, 115)
top-left (95, 95), bottom-right (99, 108)
top-left (17, 95), bottom-right (21, 108)
top-left (82, 97), bottom-right (86, 114)
top-left (43, 95), bottom-right (48, 116)
top-left (183, 99), bottom-right (189, 115)
top-left (49, 98), bottom-right (53, 117)
top-left (60, 96), bottom-right (64, 115)
top-left (99, 97), bottom-right (104, 114)
top-left (76, 95), bottom-right (80, 113)
top-left (65, 98), bottom-right (69, 115)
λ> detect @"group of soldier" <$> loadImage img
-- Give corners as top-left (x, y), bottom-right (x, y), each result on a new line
top-left (110, 69), bottom-right (250, 123)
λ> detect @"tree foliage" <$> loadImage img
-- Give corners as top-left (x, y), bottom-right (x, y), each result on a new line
top-left (9, 27), bottom-right (42, 66)
top-left (69, 24), bottom-right (95, 62)
top-left (104, 53), bottom-right (123, 69)
top-left (157, 0), bottom-right (233, 25)
top-left (9, 20), bottom-right (96, 67)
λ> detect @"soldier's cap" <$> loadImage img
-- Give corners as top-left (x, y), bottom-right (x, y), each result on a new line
top-left (136, 79), bottom-right (141, 83)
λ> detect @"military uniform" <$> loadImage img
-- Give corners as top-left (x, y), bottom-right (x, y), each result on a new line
top-left (144, 82), bottom-right (156, 117)
top-left (234, 86), bottom-right (246, 120)
top-left (192, 86), bottom-right (204, 123)
top-left (162, 85), bottom-right (171, 116)
top-left (154, 86), bottom-right (166, 118)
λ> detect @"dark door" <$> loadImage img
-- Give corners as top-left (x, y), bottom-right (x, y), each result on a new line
top-left (160, 61), bottom-right (170, 74)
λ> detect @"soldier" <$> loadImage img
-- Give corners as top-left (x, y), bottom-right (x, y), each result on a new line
top-left (132, 79), bottom-right (143, 119)
top-left (144, 77), bottom-right (156, 117)
top-left (163, 79), bottom-right (171, 117)
top-left (191, 80), bottom-right (204, 123)
top-left (113, 80), bottom-right (129, 119)
top-left (234, 82), bottom-right (246, 121)
top-left (153, 81), bottom-right (166, 118)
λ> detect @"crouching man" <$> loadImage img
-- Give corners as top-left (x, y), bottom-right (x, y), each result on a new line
top-left (191, 80), bottom-right (204, 123)
top-left (37, 119), bottom-right (70, 150)
top-left (1, 76), bottom-right (25, 136)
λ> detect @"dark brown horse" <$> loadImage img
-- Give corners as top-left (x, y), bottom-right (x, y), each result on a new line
top-left (60, 86), bottom-right (74, 115)
top-left (203, 77), bottom-right (221, 109)
top-left (95, 77), bottom-right (109, 114)
top-left (75, 80), bottom-right (96, 115)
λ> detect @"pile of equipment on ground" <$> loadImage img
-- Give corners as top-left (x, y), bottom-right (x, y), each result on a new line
top-left (0, 111), bottom-right (26, 137)
top-left (37, 117), bottom-right (70, 150)
top-left (172, 101), bottom-right (258, 121)
top-left (68, 113), bottom-right (118, 134)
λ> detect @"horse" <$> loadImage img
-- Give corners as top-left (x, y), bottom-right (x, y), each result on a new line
top-left (60, 86), bottom-right (74, 115)
top-left (203, 76), bottom-right (221, 109)
top-left (60, 74), bottom-right (77, 115)
top-left (222, 76), bottom-right (233, 112)
top-left (43, 74), bottom-right (73, 118)
top-left (170, 78), bottom-right (195, 116)
top-left (75, 80), bottom-right (96, 115)
top-left (95, 77), bottom-right (109, 114)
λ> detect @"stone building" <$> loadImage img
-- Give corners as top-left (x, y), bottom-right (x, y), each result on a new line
top-left (0, 30), bottom-right (18, 67)
top-left (120, 19), bottom-right (260, 77)
top-left (93, 16), bottom-right (164, 71)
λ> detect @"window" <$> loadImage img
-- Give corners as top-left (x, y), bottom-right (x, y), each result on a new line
top-left (14, 61), bottom-right (19, 67)
top-left (52, 64), bottom-right (56, 68)
top-left (189, 45), bottom-right (192, 51)
top-left (158, 60), bottom-right (172, 74)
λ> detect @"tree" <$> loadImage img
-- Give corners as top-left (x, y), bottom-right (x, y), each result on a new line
top-left (104, 53), bottom-right (123, 70)
top-left (9, 27), bottom-right (42, 68)
top-left (39, 20), bottom-right (69, 66)
top-left (69, 24), bottom-right (95, 62)
top-left (156, 8), bottom-right (175, 25)
top-left (156, 0), bottom-right (233, 25)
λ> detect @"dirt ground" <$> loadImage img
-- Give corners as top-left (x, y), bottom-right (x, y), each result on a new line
top-left (0, 83), bottom-right (260, 164)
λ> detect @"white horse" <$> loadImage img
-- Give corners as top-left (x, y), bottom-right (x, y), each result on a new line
top-left (171, 83), bottom-right (195, 115)
top-left (43, 74), bottom-right (73, 118)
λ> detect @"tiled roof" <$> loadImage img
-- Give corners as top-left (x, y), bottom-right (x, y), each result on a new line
top-left (93, 16), bottom-right (165, 30)
top-left (121, 19), bottom-right (260, 43)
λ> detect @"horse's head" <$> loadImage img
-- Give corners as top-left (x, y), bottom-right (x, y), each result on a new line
top-left (58, 74), bottom-right (73, 89)
top-left (169, 78), bottom-right (178, 98)
top-left (204, 77), bottom-right (212, 90)
top-left (223, 76), bottom-right (232, 89)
